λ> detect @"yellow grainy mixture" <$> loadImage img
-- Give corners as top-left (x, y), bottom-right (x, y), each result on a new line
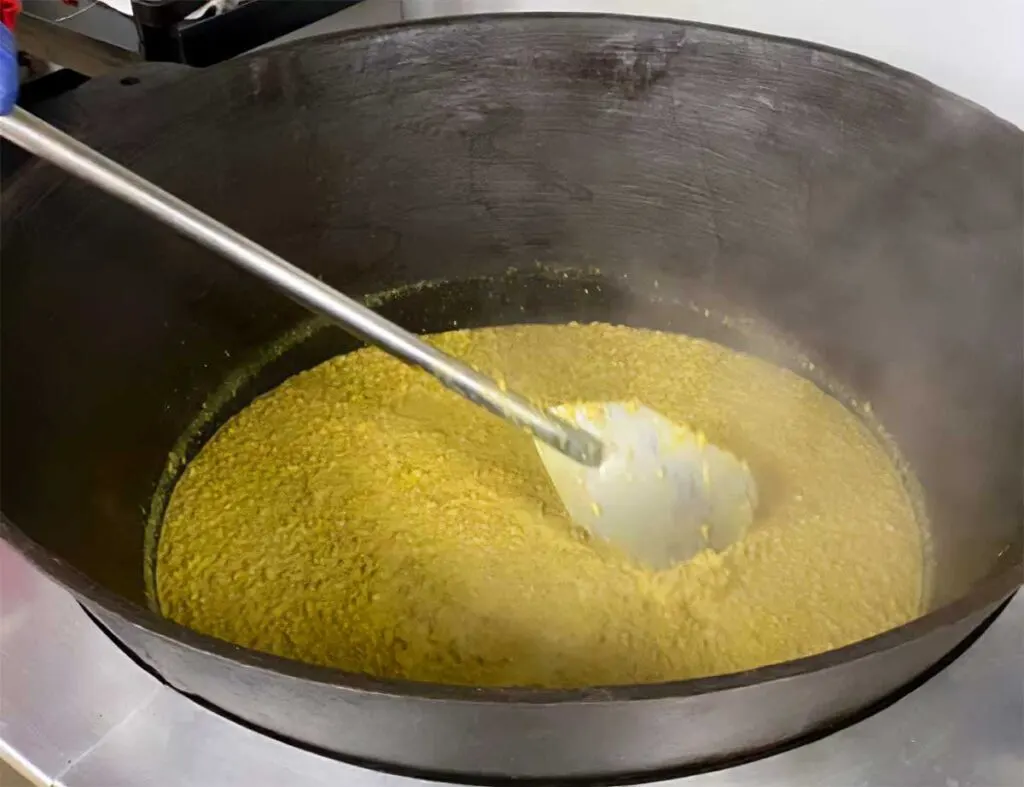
top-left (157, 323), bottom-right (924, 687)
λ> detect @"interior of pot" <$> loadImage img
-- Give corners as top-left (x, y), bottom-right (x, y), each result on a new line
top-left (1, 16), bottom-right (1021, 647)
top-left (139, 270), bottom-right (934, 610)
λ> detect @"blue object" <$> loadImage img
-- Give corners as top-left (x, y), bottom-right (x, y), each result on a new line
top-left (0, 22), bottom-right (17, 115)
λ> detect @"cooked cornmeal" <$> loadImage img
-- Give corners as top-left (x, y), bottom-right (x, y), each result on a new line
top-left (156, 323), bottom-right (925, 687)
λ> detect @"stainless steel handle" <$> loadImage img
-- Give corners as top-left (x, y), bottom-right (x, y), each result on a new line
top-left (0, 107), bottom-right (604, 467)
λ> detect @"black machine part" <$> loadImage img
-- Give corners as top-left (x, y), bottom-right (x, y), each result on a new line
top-left (130, 0), bottom-right (363, 66)
top-left (1, 15), bottom-right (1021, 781)
top-left (16, 0), bottom-right (362, 71)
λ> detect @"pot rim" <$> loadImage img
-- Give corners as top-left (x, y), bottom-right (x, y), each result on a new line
top-left (1, 11), bottom-right (1021, 706)
top-left (3, 515), bottom-right (1019, 705)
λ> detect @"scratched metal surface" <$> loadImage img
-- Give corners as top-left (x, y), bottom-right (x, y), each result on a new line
top-left (398, 0), bottom-right (1024, 128)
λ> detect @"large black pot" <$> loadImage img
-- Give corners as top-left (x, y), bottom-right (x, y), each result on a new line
top-left (2, 14), bottom-right (1021, 781)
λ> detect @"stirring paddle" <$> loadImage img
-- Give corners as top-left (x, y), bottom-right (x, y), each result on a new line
top-left (0, 106), bottom-right (757, 568)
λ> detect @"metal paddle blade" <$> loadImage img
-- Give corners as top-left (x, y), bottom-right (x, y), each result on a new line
top-left (535, 402), bottom-right (758, 570)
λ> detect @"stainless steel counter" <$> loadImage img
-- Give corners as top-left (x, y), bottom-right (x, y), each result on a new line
top-left (1, 537), bottom-right (1021, 786)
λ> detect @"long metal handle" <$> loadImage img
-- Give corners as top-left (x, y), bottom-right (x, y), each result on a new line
top-left (0, 107), bottom-right (603, 466)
